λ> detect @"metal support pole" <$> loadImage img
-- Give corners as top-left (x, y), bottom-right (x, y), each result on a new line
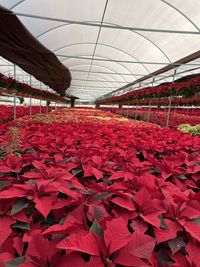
top-left (13, 64), bottom-right (16, 80)
top-left (173, 105), bottom-right (176, 118)
top-left (126, 102), bottom-right (130, 118)
top-left (30, 97), bottom-right (32, 116)
top-left (13, 64), bottom-right (17, 120)
top-left (135, 101), bottom-right (139, 120)
top-left (166, 68), bottom-right (176, 127)
top-left (147, 77), bottom-right (155, 122)
top-left (13, 93), bottom-right (16, 120)
top-left (147, 99), bottom-right (152, 121)
top-left (29, 75), bottom-right (32, 116)
top-left (40, 100), bottom-right (42, 114)
top-left (166, 96), bottom-right (172, 127)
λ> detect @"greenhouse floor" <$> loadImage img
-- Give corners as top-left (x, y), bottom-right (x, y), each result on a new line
top-left (0, 108), bottom-right (200, 266)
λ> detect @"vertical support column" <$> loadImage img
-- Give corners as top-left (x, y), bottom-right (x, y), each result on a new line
top-left (13, 64), bottom-right (16, 80)
top-left (13, 93), bottom-right (16, 120)
top-left (135, 101), bottom-right (139, 120)
top-left (71, 98), bottom-right (75, 108)
top-left (166, 95), bottom-right (172, 127)
top-left (30, 97), bottom-right (32, 116)
top-left (29, 75), bottom-right (32, 116)
top-left (40, 99), bottom-right (42, 114)
top-left (13, 64), bottom-right (16, 120)
top-left (166, 68), bottom-right (176, 127)
top-left (147, 99), bottom-right (152, 122)
top-left (135, 82), bottom-right (141, 120)
top-left (126, 102), bottom-right (130, 118)
top-left (147, 78), bottom-right (154, 122)
top-left (173, 104), bottom-right (176, 118)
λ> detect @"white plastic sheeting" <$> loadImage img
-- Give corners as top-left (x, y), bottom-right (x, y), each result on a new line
top-left (0, 0), bottom-right (199, 100)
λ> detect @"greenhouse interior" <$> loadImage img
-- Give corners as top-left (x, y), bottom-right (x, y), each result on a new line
top-left (0, 1), bottom-right (200, 266)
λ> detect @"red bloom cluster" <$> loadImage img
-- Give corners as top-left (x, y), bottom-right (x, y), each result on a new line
top-left (0, 105), bottom-right (53, 124)
top-left (0, 109), bottom-right (200, 266)
top-left (121, 95), bottom-right (200, 107)
top-left (100, 107), bottom-right (200, 128)
top-left (0, 73), bottom-right (70, 103)
top-left (96, 75), bottom-right (200, 105)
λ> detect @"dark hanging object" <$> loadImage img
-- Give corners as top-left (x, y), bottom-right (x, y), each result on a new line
top-left (0, 5), bottom-right (71, 96)
top-left (18, 97), bottom-right (24, 104)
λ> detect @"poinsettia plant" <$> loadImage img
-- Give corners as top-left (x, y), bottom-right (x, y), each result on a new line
top-left (100, 107), bottom-right (200, 128)
top-left (0, 72), bottom-right (70, 103)
top-left (0, 108), bottom-right (200, 266)
top-left (96, 75), bottom-right (200, 105)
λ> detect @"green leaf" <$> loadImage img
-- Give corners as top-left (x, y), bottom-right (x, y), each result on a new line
top-left (159, 215), bottom-right (167, 230)
top-left (90, 220), bottom-right (103, 236)
top-left (0, 181), bottom-right (11, 191)
top-left (168, 237), bottom-right (186, 255)
top-left (93, 192), bottom-right (112, 201)
top-left (12, 222), bottom-right (30, 230)
top-left (72, 168), bottom-right (83, 176)
top-left (11, 198), bottom-right (29, 215)
top-left (77, 189), bottom-right (93, 195)
top-left (176, 174), bottom-right (187, 180)
top-left (157, 248), bottom-right (173, 267)
top-left (190, 217), bottom-right (200, 225)
top-left (107, 180), bottom-right (113, 185)
top-left (5, 256), bottom-right (25, 267)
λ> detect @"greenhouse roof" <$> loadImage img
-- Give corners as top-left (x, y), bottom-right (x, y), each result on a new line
top-left (0, 0), bottom-right (199, 100)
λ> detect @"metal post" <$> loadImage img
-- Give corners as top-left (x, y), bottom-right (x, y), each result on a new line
top-left (135, 101), bottom-right (139, 120)
top-left (13, 64), bottom-right (16, 80)
top-left (29, 75), bottom-right (32, 116)
top-left (147, 77), bottom-right (154, 122)
top-left (40, 100), bottom-right (42, 114)
top-left (13, 64), bottom-right (17, 120)
top-left (147, 99), bottom-right (152, 121)
top-left (166, 96), bottom-right (172, 127)
top-left (13, 93), bottom-right (16, 120)
top-left (173, 105), bottom-right (176, 118)
top-left (166, 68), bottom-right (176, 127)
top-left (30, 97), bottom-right (32, 116)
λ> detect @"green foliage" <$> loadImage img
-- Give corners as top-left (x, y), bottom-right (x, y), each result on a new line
top-left (7, 126), bottom-right (23, 157)
top-left (178, 124), bottom-right (200, 136)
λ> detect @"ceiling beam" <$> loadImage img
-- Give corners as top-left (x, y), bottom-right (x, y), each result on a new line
top-left (56, 54), bottom-right (200, 66)
top-left (11, 12), bottom-right (200, 35)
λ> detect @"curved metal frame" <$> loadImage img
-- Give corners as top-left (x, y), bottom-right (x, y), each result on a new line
top-left (72, 74), bottom-right (126, 87)
top-left (10, 0), bottom-right (26, 9)
top-left (71, 73), bottom-right (121, 88)
top-left (60, 54), bottom-right (137, 79)
top-left (70, 64), bottom-right (129, 83)
top-left (161, 0), bottom-right (200, 32)
top-left (36, 21), bottom-right (171, 63)
top-left (9, 0), bottom-right (200, 100)
top-left (53, 42), bottom-right (150, 73)
top-left (69, 63), bottom-right (130, 81)
top-left (69, 63), bottom-right (130, 84)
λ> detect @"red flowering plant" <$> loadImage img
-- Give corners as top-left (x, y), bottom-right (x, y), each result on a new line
top-left (96, 75), bottom-right (200, 105)
top-left (0, 105), bottom-right (54, 124)
top-left (0, 108), bottom-right (200, 266)
top-left (0, 72), bottom-right (70, 103)
top-left (100, 107), bottom-right (200, 128)
top-left (123, 96), bottom-right (200, 107)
